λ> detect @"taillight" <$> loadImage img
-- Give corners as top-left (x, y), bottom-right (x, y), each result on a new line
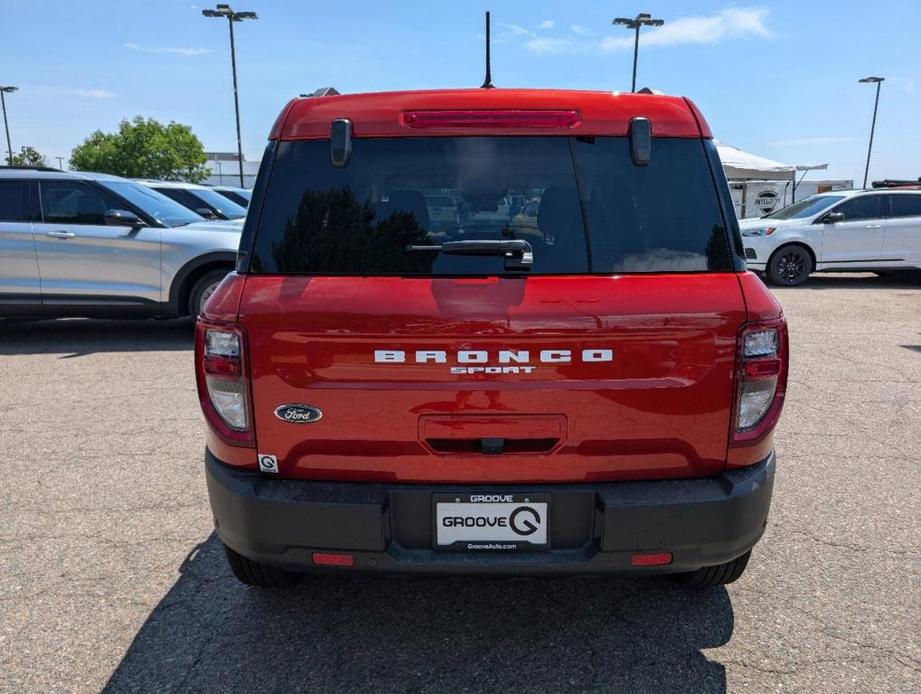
top-left (733, 319), bottom-right (788, 443)
top-left (195, 321), bottom-right (254, 447)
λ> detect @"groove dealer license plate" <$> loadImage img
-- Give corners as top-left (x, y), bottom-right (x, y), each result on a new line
top-left (433, 493), bottom-right (550, 551)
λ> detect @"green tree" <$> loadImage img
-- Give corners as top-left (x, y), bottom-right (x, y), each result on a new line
top-left (10, 146), bottom-right (48, 167)
top-left (70, 116), bottom-right (210, 182)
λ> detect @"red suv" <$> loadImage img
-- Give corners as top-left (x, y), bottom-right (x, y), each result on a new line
top-left (195, 88), bottom-right (787, 588)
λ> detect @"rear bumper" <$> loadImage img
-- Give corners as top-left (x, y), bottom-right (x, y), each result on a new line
top-left (206, 450), bottom-right (775, 575)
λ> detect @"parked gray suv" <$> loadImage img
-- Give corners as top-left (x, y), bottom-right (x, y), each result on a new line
top-left (0, 167), bottom-right (242, 319)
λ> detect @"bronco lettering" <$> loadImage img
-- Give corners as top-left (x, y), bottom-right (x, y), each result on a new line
top-left (374, 349), bottom-right (613, 365)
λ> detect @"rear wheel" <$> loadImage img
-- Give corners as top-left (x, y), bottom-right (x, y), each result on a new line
top-left (223, 544), bottom-right (302, 587)
top-left (766, 245), bottom-right (813, 286)
top-left (674, 551), bottom-right (751, 588)
top-left (188, 269), bottom-right (230, 317)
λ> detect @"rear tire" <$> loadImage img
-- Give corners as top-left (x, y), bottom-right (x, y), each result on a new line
top-left (188, 269), bottom-right (230, 317)
top-left (766, 245), bottom-right (813, 286)
top-left (223, 544), bottom-right (302, 587)
top-left (674, 551), bottom-right (751, 588)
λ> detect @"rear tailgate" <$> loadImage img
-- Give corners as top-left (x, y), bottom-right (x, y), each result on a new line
top-left (239, 273), bottom-right (745, 483)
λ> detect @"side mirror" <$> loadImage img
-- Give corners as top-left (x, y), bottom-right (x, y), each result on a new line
top-left (195, 207), bottom-right (218, 219)
top-left (104, 209), bottom-right (143, 228)
top-left (823, 211), bottom-right (845, 224)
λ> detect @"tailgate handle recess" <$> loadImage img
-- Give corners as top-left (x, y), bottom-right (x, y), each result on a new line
top-left (419, 414), bottom-right (567, 456)
top-left (425, 437), bottom-right (559, 455)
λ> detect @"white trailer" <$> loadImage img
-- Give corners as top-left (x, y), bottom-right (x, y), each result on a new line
top-left (729, 179), bottom-right (854, 219)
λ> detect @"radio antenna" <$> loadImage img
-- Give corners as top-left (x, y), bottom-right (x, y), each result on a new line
top-left (480, 11), bottom-right (494, 89)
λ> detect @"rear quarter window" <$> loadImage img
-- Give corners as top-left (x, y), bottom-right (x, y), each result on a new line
top-left (888, 194), bottom-right (921, 218)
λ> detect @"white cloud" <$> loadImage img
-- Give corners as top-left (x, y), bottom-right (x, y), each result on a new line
top-left (769, 136), bottom-right (856, 147)
top-left (886, 76), bottom-right (915, 94)
top-left (499, 23), bottom-right (536, 39)
top-left (501, 7), bottom-right (772, 56)
top-left (498, 23), bottom-right (575, 55)
top-left (537, 20), bottom-right (554, 30)
top-left (32, 86), bottom-right (114, 99)
top-left (601, 7), bottom-right (771, 52)
top-left (125, 42), bottom-right (212, 56)
top-left (73, 89), bottom-right (115, 99)
top-left (526, 37), bottom-right (580, 55)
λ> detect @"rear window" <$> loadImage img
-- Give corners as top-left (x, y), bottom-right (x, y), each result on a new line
top-left (249, 136), bottom-right (733, 275)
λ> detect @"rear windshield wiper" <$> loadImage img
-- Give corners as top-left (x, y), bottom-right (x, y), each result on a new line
top-left (406, 239), bottom-right (533, 270)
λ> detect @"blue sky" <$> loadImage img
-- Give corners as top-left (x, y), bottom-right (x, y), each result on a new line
top-left (2, 0), bottom-right (919, 183)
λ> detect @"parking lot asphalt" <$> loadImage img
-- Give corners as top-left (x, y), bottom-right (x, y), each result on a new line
top-left (1, 273), bottom-right (919, 693)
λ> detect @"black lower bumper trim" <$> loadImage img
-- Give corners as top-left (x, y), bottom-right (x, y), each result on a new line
top-left (205, 450), bottom-right (775, 575)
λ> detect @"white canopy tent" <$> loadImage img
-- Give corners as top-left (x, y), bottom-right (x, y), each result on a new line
top-left (716, 141), bottom-right (795, 180)
top-left (715, 140), bottom-right (828, 216)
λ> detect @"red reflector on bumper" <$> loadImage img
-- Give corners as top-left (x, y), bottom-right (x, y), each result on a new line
top-left (630, 552), bottom-right (673, 567)
top-left (312, 552), bottom-right (355, 567)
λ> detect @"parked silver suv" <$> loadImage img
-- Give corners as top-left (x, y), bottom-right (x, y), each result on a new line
top-left (0, 167), bottom-right (242, 319)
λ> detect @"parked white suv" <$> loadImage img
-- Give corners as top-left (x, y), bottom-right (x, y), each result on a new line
top-left (740, 188), bottom-right (921, 285)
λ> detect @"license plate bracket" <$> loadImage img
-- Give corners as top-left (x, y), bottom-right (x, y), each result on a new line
top-left (432, 493), bottom-right (551, 551)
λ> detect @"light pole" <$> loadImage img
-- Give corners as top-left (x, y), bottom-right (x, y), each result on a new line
top-left (0, 85), bottom-right (18, 166)
top-left (613, 13), bottom-right (665, 93)
top-left (202, 4), bottom-right (257, 188)
top-left (858, 76), bottom-right (884, 188)
top-left (56, 156), bottom-right (65, 171)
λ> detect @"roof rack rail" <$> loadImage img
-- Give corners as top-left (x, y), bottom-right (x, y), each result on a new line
top-left (871, 178), bottom-right (921, 188)
top-left (0, 165), bottom-right (60, 172)
top-left (298, 87), bottom-right (340, 98)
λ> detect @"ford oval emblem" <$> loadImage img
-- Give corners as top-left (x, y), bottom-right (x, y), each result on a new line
top-left (274, 404), bottom-right (323, 424)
